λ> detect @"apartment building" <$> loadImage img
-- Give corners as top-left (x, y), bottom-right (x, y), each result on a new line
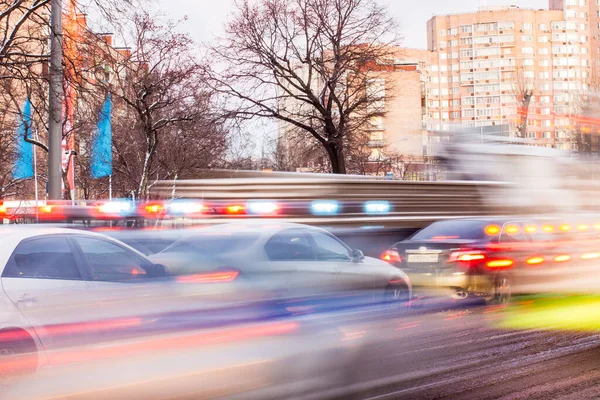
top-left (424, 3), bottom-right (594, 149)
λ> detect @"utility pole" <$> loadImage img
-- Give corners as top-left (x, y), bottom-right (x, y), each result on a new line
top-left (48, 0), bottom-right (63, 200)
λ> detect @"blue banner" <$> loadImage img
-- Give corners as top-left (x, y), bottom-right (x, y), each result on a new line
top-left (13, 98), bottom-right (34, 180)
top-left (91, 94), bottom-right (112, 178)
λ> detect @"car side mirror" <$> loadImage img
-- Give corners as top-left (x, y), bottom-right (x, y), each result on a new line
top-left (351, 249), bottom-right (365, 263)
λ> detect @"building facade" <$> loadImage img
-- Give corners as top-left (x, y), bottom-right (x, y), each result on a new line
top-left (423, 2), bottom-right (597, 150)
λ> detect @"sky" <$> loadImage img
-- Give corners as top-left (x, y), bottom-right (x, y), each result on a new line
top-left (157, 0), bottom-right (549, 50)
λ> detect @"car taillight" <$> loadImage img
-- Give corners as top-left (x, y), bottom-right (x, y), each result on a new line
top-left (176, 269), bottom-right (240, 283)
top-left (381, 249), bottom-right (401, 263)
top-left (447, 250), bottom-right (486, 263)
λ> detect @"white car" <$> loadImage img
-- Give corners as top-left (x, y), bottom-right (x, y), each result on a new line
top-left (150, 222), bottom-right (412, 306)
top-left (0, 226), bottom-right (379, 398)
top-left (0, 226), bottom-right (173, 374)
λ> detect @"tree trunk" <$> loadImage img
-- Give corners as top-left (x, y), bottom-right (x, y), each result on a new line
top-left (325, 142), bottom-right (346, 174)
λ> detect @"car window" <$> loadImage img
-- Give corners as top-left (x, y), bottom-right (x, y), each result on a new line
top-left (74, 237), bottom-right (152, 282)
top-left (265, 229), bottom-right (315, 261)
top-left (309, 231), bottom-right (351, 261)
top-left (410, 220), bottom-right (487, 240)
top-left (3, 236), bottom-right (82, 280)
top-left (164, 234), bottom-right (259, 255)
top-left (121, 239), bottom-right (176, 255)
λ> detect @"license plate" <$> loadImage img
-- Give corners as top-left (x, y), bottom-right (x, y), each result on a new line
top-left (408, 254), bottom-right (439, 263)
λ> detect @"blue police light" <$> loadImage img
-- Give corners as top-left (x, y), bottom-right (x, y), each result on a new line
top-left (167, 200), bottom-right (204, 215)
top-left (98, 200), bottom-right (133, 216)
top-left (311, 200), bottom-right (340, 215)
top-left (247, 201), bottom-right (279, 215)
top-left (364, 201), bottom-right (391, 214)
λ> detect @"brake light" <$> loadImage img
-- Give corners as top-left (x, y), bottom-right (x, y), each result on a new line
top-left (448, 250), bottom-right (485, 263)
top-left (554, 254), bottom-right (571, 262)
top-left (486, 259), bottom-right (514, 269)
top-left (176, 270), bottom-right (239, 283)
top-left (381, 249), bottom-right (401, 263)
top-left (526, 256), bottom-right (544, 265)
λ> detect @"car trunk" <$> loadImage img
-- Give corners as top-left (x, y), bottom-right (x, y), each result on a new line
top-left (393, 239), bottom-right (481, 273)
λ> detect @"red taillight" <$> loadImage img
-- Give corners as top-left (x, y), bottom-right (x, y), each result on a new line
top-left (176, 270), bottom-right (239, 283)
top-left (448, 250), bottom-right (486, 263)
top-left (381, 249), bottom-right (401, 263)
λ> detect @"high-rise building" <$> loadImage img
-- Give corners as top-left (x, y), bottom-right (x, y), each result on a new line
top-left (422, 2), bottom-right (597, 150)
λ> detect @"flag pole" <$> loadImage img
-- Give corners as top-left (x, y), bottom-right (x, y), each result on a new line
top-left (109, 174), bottom-right (112, 201)
top-left (33, 128), bottom-right (39, 222)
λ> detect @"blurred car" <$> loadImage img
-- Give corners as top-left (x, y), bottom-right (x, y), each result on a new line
top-left (0, 226), bottom-right (170, 375)
top-left (149, 222), bottom-right (412, 307)
top-left (383, 217), bottom-right (567, 304)
top-left (97, 228), bottom-right (186, 255)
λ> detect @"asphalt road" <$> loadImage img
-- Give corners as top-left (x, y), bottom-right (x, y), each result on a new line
top-left (340, 301), bottom-right (600, 400)
top-left (4, 298), bottom-right (600, 400)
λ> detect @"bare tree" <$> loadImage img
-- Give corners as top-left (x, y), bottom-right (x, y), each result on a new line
top-left (512, 60), bottom-right (536, 139)
top-left (207, 0), bottom-right (400, 174)
top-left (79, 12), bottom-right (228, 199)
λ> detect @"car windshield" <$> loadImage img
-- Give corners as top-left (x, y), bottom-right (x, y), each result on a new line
top-left (410, 220), bottom-right (487, 241)
top-left (162, 233), bottom-right (260, 255)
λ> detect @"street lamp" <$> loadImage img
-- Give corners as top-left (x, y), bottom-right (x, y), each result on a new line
top-left (48, 0), bottom-right (63, 200)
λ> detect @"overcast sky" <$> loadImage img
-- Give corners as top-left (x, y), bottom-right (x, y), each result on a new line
top-left (158, 0), bottom-right (549, 49)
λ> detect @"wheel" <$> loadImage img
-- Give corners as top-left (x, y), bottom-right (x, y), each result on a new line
top-left (0, 331), bottom-right (38, 378)
top-left (487, 275), bottom-right (511, 305)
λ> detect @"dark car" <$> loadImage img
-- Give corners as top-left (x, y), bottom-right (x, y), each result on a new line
top-left (382, 217), bottom-right (589, 304)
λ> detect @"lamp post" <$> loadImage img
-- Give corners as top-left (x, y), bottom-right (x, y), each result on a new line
top-left (48, 0), bottom-right (63, 200)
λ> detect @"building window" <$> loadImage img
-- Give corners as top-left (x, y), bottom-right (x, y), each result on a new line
top-left (539, 48), bottom-right (549, 55)
top-left (539, 59), bottom-right (549, 67)
top-left (539, 24), bottom-right (547, 31)
top-left (522, 47), bottom-right (534, 54)
top-left (538, 36), bottom-right (548, 43)
top-left (440, 29), bottom-right (446, 36)
top-left (522, 23), bottom-right (533, 30)
top-left (521, 35), bottom-right (533, 41)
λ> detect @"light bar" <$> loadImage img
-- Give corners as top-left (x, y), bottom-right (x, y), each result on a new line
top-left (311, 200), bottom-right (340, 215)
top-left (167, 201), bottom-right (203, 215)
top-left (364, 201), bottom-right (391, 215)
top-left (99, 201), bottom-right (133, 215)
top-left (247, 201), bottom-right (279, 215)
